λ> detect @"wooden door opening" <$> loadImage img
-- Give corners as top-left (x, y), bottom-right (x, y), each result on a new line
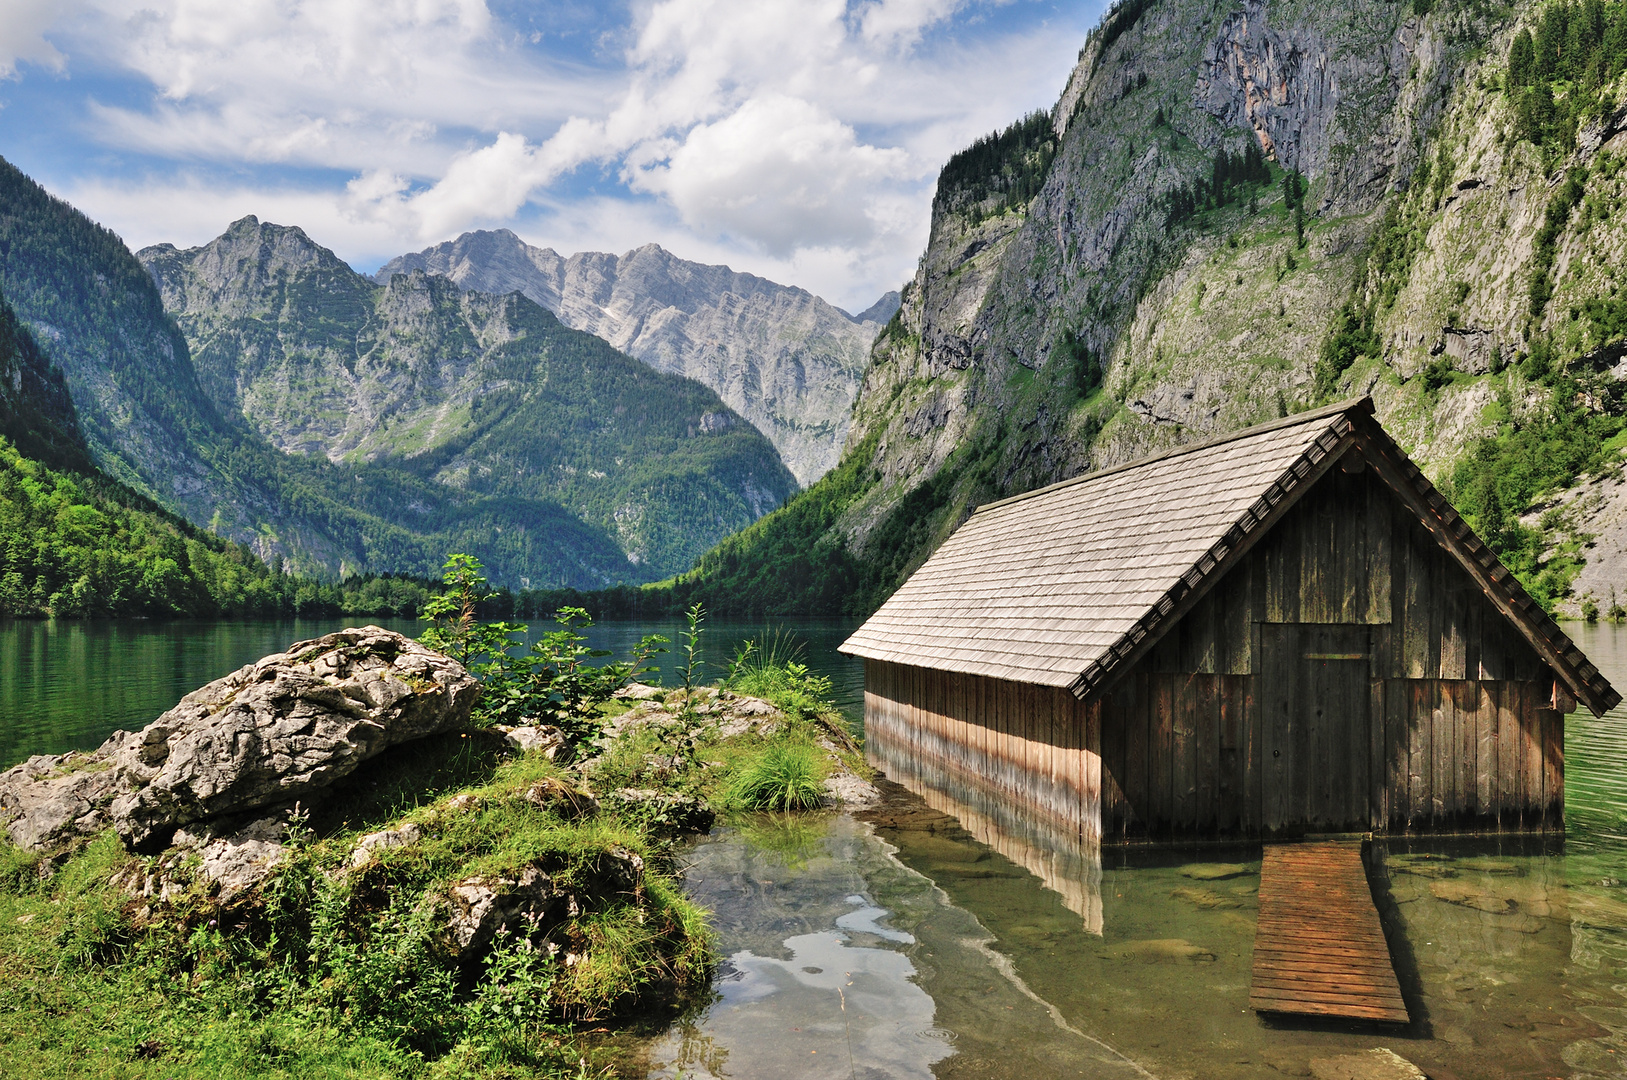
top-left (1261, 624), bottom-right (1374, 833)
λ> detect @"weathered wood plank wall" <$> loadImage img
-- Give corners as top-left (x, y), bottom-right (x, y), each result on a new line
top-left (864, 660), bottom-right (1101, 843)
top-left (863, 464), bottom-right (1567, 844)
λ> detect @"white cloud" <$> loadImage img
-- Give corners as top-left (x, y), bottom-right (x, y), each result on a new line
top-left (18, 0), bottom-right (1100, 309)
top-left (857, 0), bottom-right (974, 47)
top-left (0, 0), bottom-right (74, 77)
top-left (65, 0), bottom-right (607, 173)
top-left (55, 174), bottom-right (413, 263)
top-left (629, 94), bottom-right (911, 255)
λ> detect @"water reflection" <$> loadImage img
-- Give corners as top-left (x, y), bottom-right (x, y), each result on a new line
top-left (649, 814), bottom-right (1154, 1080)
top-left (658, 624), bottom-right (1627, 1079)
top-left (0, 615), bottom-right (866, 770)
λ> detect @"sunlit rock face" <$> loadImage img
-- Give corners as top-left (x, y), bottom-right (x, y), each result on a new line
top-left (381, 230), bottom-right (893, 487)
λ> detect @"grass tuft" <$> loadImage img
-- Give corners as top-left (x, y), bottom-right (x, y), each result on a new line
top-left (726, 744), bottom-right (827, 812)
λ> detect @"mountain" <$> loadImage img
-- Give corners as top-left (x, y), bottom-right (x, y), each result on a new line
top-left (850, 292), bottom-right (902, 326)
top-left (0, 288), bottom-right (311, 618)
top-left (378, 231), bottom-right (886, 486)
top-left (0, 286), bottom-right (90, 474)
top-left (650, 0), bottom-right (1627, 618)
top-left (139, 217), bottom-right (797, 580)
top-left (0, 158), bottom-right (785, 587)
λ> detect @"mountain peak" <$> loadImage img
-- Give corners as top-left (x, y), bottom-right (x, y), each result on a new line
top-left (380, 233), bottom-right (880, 486)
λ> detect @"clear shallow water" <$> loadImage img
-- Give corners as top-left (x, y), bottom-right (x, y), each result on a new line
top-left (651, 626), bottom-right (1627, 1080)
top-left (4, 616), bottom-right (1626, 1078)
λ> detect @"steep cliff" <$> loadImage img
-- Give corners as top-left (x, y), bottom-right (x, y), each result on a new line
top-left (379, 231), bottom-right (885, 486)
top-left (141, 218), bottom-right (797, 580)
top-left (667, 0), bottom-right (1627, 617)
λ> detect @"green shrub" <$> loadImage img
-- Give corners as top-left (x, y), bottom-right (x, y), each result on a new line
top-left (421, 553), bottom-right (666, 754)
top-left (724, 631), bottom-right (836, 723)
top-left (727, 744), bottom-right (827, 812)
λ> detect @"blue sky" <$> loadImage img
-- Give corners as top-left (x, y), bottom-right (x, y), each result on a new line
top-left (0, 0), bottom-right (1104, 310)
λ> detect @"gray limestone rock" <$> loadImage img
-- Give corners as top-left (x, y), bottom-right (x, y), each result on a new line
top-left (1308, 1048), bottom-right (1427, 1080)
top-left (379, 231), bottom-right (882, 486)
top-left (604, 788), bottom-right (716, 835)
top-left (178, 815), bottom-right (290, 897)
top-left (494, 724), bottom-right (566, 758)
top-left (111, 626), bottom-right (479, 851)
top-left (444, 846), bottom-right (645, 965)
top-left (518, 777), bottom-right (600, 820)
top-left (0, 733), bottom-right (139, 850)
top-left (0, 627), bottom-right (479, 853)
top-left (823, 773), bottom-right (882, 810)
top-left (348, 822), bottom-right (424, 868)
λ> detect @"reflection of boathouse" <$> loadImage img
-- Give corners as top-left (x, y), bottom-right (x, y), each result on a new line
top-left (841, 398), bottom-right (1619, 848)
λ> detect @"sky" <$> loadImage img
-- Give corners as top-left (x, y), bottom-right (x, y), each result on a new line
top-left (0, 0), bottom-right (1102, 312)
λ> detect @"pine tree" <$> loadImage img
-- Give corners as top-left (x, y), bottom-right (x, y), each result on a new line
top-left (1509, 28), bottom-right (1535, 88)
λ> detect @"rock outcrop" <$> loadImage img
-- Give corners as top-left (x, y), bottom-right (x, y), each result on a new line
top-left (727, 0), bottom-right (1627, 616)
top-left (444, 846), bottom-right (646, 967)
top-left (0, 627), bottom-right (479, 856)
top-left (379, 231), bottom-right (887, 486)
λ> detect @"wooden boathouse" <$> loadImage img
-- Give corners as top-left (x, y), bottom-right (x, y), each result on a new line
top-left (841, 397), bottom-right (1619, 844)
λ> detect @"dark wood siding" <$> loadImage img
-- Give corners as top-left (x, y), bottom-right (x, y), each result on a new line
top-left (863, 461), bottom-right (1567, 843)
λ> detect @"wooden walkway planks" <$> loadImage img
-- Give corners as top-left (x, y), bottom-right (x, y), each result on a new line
top-left (1249, 842), bottom-right (1409, 1024)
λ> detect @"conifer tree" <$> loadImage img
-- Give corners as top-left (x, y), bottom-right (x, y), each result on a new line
top-left (1509, 28), bottom-right (1535, 88)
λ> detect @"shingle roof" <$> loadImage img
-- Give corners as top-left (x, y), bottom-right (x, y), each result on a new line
top-left (840, 397), bottom-right (1621, 716)
top-left (841, 400), bottom-right (1359, 687)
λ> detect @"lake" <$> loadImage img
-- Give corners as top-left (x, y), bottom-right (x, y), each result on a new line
top-left (3, 616), bottom-right (1626, 1078)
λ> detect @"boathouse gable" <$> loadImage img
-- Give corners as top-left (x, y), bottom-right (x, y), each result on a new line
top-left (843, 398), bottom-right (1619, 843)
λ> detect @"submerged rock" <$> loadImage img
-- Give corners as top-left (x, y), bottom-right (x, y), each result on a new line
top-left (1307, 1048), bottom-right (1426, 1080)
top-left (0, 627), bottom-right (479, 853)
top-left (1099, 938), bottom-right (1217, 963)
top-left (1178, 862), bottom-right (1253, 881)
top-left (1170, 885), bottom-right (1244, 909)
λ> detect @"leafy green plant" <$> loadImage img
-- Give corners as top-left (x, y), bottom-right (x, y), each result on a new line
top-left (725, 630), bottom-right (838, 725)
top-left (419, 553), bottom-right (524, 670)
top-left (727, 744), bottom-right (827, 812)
top-left (678, 603), bottom-right (706, 692)
top-left (487, 608), bottom-right (667, 752)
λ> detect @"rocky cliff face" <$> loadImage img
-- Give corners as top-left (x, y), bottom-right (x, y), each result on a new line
top-left (791, 0), bottom-right (1627, 615)
top-left (141, 218), bottom-right (797, 580)
top-left (379, 231), bottom-right (886, 486)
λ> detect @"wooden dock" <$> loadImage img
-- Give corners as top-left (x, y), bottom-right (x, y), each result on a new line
top-left (1249, 842), bottom-right (1410, 1024)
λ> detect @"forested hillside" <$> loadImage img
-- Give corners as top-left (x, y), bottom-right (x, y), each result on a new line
top-left (0, 291), bottom-right (444, 618)
top-left (141, 217), bottom-right (796, 581)
top-left (625, 0), bottom-right (1627, 618)
top-left (0, 288), bottom-right (89, 475)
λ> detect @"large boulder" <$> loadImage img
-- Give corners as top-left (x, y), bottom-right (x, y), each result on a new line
top-left (0, 627), bottom-right (480, 853)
